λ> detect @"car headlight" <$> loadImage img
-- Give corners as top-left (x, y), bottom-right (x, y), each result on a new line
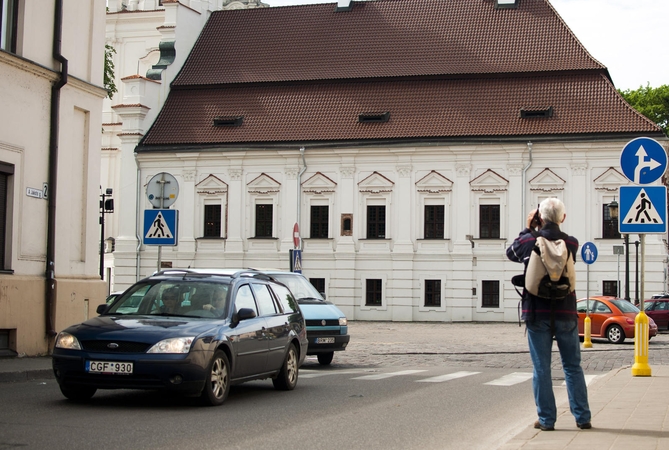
top-left (339, 317), bottom-right (348, 326)
top-left (55, 332), bottom-right (82, 350)
top-left (147, 337), bottom-right (195, 354)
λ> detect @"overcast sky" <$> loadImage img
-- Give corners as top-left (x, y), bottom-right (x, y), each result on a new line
top-left (263, 0), bottom-right (668, 91)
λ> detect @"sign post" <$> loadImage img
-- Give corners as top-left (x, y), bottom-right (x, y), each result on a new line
top-left (581, 242), bottom-right (597, 348)
top-left (145, 172), bottom-right (180, 272)
top-left (619, 137), bottom-right (668, 377)
top-left (613, 245), bottom-right (624, 298)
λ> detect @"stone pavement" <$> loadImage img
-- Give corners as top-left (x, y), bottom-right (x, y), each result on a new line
top-left (1, 321), bottom-right (668, 448)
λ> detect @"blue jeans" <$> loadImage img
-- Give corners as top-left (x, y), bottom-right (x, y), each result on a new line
top-left (526, 319), bottom-right (591, 427)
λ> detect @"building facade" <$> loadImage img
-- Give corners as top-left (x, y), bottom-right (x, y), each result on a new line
top-left (0, 0), bottom-right (107, 356)
top-left (109, 0), bottom-right (668, 322)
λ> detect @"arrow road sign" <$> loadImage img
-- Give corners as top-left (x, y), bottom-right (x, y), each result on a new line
top-left (619, 186), bottom-right (667, 234)
top-left (619, 137), bottom-right (667, 185)
top-left (144, 209), bottom-right (178, 245)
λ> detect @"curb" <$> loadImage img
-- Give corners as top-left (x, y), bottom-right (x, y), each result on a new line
top-left (0, 369), bottom-right (54, 383)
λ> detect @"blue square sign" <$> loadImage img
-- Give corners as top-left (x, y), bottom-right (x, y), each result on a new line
top-left (619, 186), bottom-right (667, 234)
top-left (143, 209), bottom-right (178, 245)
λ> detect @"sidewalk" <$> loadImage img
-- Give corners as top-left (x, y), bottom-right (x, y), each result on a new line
top-left (501, 364), bottom-right (669, 449)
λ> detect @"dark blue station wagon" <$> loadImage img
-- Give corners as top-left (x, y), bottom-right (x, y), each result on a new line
top-left (52, 269), bottom-right (308, 406)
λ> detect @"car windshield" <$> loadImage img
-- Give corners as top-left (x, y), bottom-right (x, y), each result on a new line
top-left (104, 280), bottom-right (230, 318)
top-left (610, 299), bottom-right (640, 314)
top-left (270, 274), bottom-right (324, 302)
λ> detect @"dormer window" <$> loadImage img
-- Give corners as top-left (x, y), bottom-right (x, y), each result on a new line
top-left (520, 107), bottom-right (553, 119)
top-left (358, 112), bottom-right (390, 123)
top-left (335, 0), bottom-right (353, 12)
top-left (213, 116), bottom-right (244, 127)
top-left (495, 0), bottom-right (519, 9)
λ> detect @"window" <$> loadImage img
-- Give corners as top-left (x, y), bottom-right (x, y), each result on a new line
top-left (309, 278), bottom-right (325, 296)
top-left (367, 205), bottom-right (385, 239)
top-left (204, 204), bottom-right (221, 237)
top-left (424, 280), bottom-right (441, 307)
top-left (479, 205), bottom-right (500, 239)
top-left (365, 279), bottom-right (382, 306)
top-left (270, 284), bottom-right (298, 313)
top-left (310, 205), bottom-right (328, 238)
top-left (603, 204), bottom-right (620, 239)
top-left (424, 205), bottom-right (444, 239)
top-left (0, 162), bottom-right (13, 270)
top-left (481, 281), bottom-right (499, 308)
top-left (252, 284), bottom-right (277, 316)
top-left (603, 280), bottom-right (618, 297)
top-left (1, 0), bottom-right (19, 53)
top-left (255, 204), bottom-right (273, 237)
top-left (234, 285), bottom-right (257, 314)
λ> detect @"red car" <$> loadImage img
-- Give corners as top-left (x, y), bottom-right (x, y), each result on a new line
top-left (644, 298), bottom-right (669, 330)
top-left (576, 296), bottom-right (658, 344)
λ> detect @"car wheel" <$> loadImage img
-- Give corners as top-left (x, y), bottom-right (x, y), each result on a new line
top-left (606, 324), bottom-right (625, 344)
top-left (200, 350), bottom-right (230, 406)
top-left (59, 384), bottom-right (96, 402)
top-left (272, 343), bottom-right (298, 391)
top-left (317, 352), bottom-right (334, 365)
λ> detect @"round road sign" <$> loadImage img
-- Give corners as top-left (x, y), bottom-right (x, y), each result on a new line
top-left (293, 223), bottom-right (300, 248)
top-left (146, 172), bottom-right (179, 208)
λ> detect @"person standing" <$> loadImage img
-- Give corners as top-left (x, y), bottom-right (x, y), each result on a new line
top-left (506, 197), bottom-right (591, 431)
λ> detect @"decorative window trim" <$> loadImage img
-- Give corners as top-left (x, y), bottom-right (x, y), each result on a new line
top-left (416, 171), bottom-right (452, 239)
top-left (247, 173), bottom-right (281, 239)
top-left (196, 175), bottom-right (228, 238)
top-left (529, 168), bottom-right (565, 193)
top-left (594, 167), bottom-right (630, 192)
top-left (359, 172), bottom-right (394, 240)
top-left (302, 172), bottom-right (336, 239)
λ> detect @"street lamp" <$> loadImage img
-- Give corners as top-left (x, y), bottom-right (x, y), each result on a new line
top-left (607, 199), bottom-right (630, 300)
top-left (99, 188), bottom-right (114, 280)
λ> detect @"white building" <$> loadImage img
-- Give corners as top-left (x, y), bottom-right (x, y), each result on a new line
top-left (102, 0), bottom-right (268, 291)
top-left (107, 0), bottom-right (668, 322)
top-left (0, 0), bottom-right (106, 356)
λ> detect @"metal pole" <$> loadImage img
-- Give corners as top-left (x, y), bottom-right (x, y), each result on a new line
top-left (617, 253), bottom-right (620, 298)
top-left (624, 234), bottom-right (630, 300)
top-left (635, 240), bottom-right (640, 304)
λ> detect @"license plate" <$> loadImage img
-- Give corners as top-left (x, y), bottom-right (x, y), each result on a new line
top-left (315, 337), bottom-right (335, 344)
top-left (86, 360), bottom-right (133, 375)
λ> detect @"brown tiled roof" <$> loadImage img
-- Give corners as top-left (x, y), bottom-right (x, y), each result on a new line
top-left (174, 0), bottom-right (605, 85)
top-left (140, 73), bottom-right (659, 147)
top-left (139, 0), bottom-right (662, 149)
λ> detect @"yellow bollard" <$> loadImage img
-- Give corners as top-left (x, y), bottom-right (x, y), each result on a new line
top-left (583, 316), bottom-right (592, 348)
top-left (631, 311), bottom-right (652, 377)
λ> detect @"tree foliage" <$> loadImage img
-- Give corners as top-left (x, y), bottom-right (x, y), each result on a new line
top-left (618, 84), bottom-right (669, 136)
top-left (104, 44), bottom-right (117, 100)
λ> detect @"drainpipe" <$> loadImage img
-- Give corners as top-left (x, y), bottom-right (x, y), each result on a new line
top-left (297, 147), bottom-right (307, 249)
top-left (135, 154), bottom-right (141, 281)
top-left (46, 0), bottom-right (68, 338)
top-left (521, 141), bottom-right (533, 227)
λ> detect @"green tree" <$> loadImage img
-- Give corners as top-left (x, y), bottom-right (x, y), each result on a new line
top-left (618, 84), bottom-right (669, 136)
top-left (104, 44), bottom-right (117, 99)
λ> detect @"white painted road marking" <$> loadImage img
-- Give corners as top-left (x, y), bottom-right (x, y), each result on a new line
top-left (352, 370), bottom-right (428, 380)
top-left (416, 371), bottom-right (481, 383)
top-left (484, 372), bottom-right (534, 386)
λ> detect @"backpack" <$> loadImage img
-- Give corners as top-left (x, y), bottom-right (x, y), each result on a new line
top-left (525, 237), bottom-right (576, 300)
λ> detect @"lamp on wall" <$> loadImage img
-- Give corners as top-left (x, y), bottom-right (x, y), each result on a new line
top-left (607, 198), bottom-right (630, 301)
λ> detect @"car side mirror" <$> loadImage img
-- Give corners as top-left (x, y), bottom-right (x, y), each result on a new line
top-left (230, 307), bottom-right (257, 328)
top-left (96, 304), bottom-right (109, 315)
top-left (237, 308), bottom-right (257, 321)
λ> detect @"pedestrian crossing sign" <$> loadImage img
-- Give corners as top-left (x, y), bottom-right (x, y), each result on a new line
top-left (619, 186), bottom-right (667, 234)
top-left (143, 209), bottom-right (178, 245)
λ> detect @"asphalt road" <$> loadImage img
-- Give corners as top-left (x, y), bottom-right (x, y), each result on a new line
top-left (1, 322), bottom-right (667, 449)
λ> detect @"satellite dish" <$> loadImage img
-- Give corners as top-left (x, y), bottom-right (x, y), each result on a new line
top-left (146, 172), bottom-right (179, 208)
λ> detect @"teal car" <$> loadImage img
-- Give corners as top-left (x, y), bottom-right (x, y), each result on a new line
top-left (262, 271), bottom-right (350, 365)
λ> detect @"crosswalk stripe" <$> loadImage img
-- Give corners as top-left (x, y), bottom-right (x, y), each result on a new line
top-left (484, 372), bottom-right (533, 386)
top-left (352, 369), bottom-right (428, 380)
top-left (300, 370), bottom-right (367, 379)
top-left (416, 371), bottom-right (481, 383)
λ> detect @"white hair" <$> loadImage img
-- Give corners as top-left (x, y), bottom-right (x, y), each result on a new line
top-left (539, 197), bottom-right (565, 224)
